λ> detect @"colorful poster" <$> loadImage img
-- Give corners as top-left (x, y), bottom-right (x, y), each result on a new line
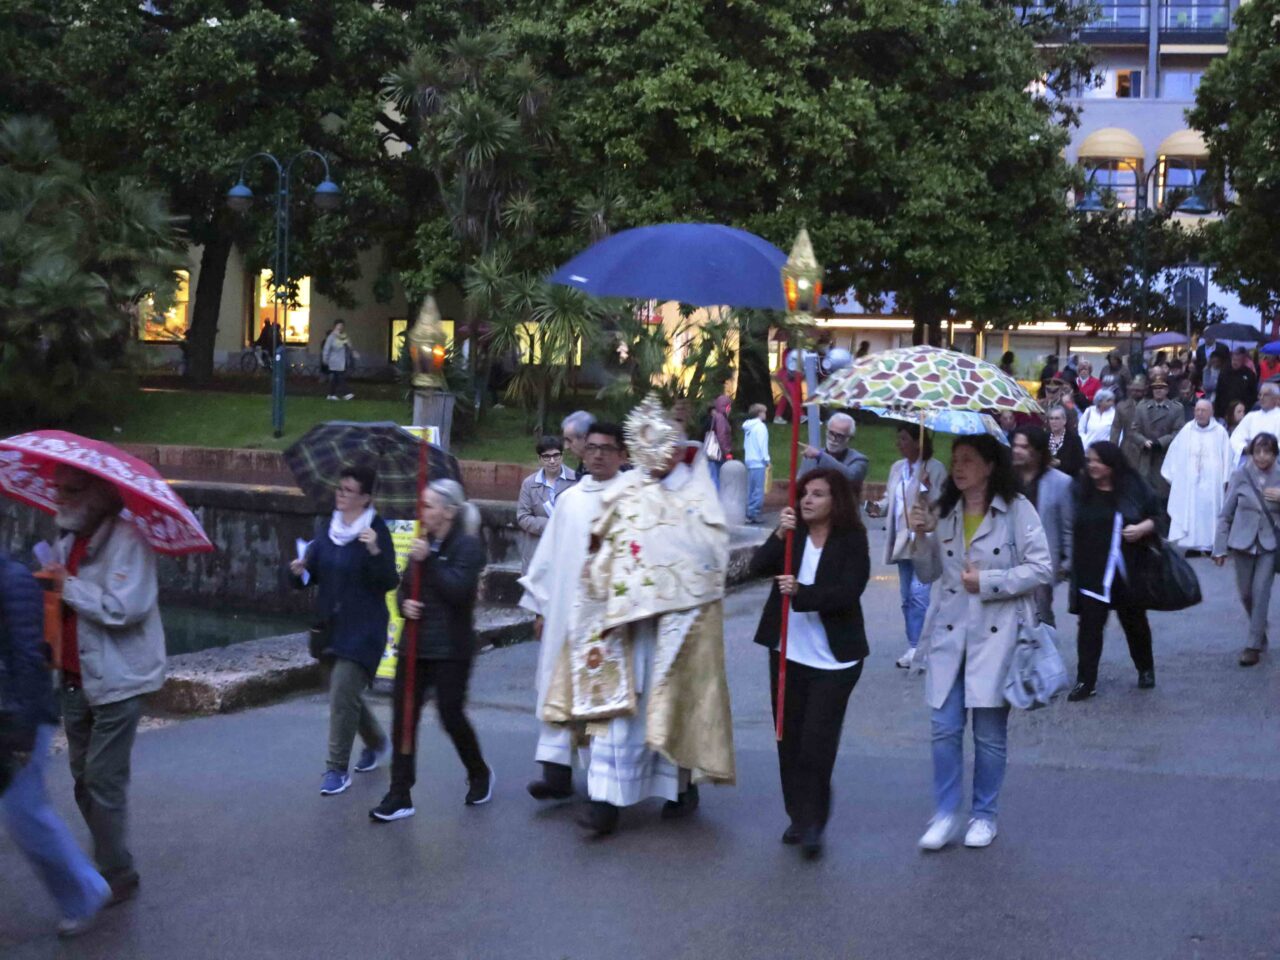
top-left (374, 424), bottom-right (440, 682)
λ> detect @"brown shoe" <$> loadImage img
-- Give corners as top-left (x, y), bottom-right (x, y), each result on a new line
top-left (1239, 648), bottom-right (1261, 667)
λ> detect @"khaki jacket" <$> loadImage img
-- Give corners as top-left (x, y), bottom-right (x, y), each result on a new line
top-left (872, 457), bottom-right (947, 564)
top-left (911, 494), bottom-right (1052, 709)
top-left (56, 516), bottom-right (166, 706)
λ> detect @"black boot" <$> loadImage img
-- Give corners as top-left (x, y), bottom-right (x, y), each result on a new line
top-left (526, 762), bottom-right (573, 801)
top-left (781, 822), bottom-right (801, 845)
top-left (1137, 668), bottom-right (1156, 689)
top-left (578, 800), bottom-right (620, 836)
top-left (661, 783), bottom-right (700, 820)
top-left (1067, 681), bottom-right (1096, 702)
top-left (800, 826), bottom-right (824, 860)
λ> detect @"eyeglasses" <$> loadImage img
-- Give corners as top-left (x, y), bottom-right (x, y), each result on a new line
top-left (335, 485), bottom-right (364, 497)
top-left (827, 430), bottom-right (850, 441)
top-left (539, 452), bottom-right (562, 461)
top-left (584, 443), bottom-right (620, 455)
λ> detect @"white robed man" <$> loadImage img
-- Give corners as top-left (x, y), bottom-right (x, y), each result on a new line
top-left (542, 395), bottom-right (735, 836)
top-left (1163, 399), bottom-right (1235, 553)
top-left (1230, 382), bottom-right (1280, 464)
top-left (519, 420), bottom-right (627, 801)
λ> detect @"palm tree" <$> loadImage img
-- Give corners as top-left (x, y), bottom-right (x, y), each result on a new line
top-left (0, 116), bottom-right (185, 423)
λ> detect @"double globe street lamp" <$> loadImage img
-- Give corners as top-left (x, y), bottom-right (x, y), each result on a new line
top-left (226, 150), bottom-right (341, 437)
top-left (1076, 160), bottom-right (1211, 355)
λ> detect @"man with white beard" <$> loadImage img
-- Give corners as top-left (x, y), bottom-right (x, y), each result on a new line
top-left (40, 466), bottom-right (165, 907)
top-left (1230, 382), bottom-right (1280, 463)
top-left (1162, 399), bottom-right (1235, 554)
top-left (519, 422), bottom-right (626, 800)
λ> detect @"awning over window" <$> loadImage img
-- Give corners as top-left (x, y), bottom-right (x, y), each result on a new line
top-left (1077, 127), bottom-right (1145, 160)
top-left (1157, 128), bottom-right (1208, 158)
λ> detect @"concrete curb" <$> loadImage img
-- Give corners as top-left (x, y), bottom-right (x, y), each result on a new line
top-left (151, 532), bottom-right (772, 716)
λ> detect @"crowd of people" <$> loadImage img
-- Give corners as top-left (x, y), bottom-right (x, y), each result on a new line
top-left (3, 344), bottom-right (1276, 938)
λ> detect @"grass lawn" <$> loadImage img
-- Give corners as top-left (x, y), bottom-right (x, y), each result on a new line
top-left (68, 383), bottom-right (953, 484)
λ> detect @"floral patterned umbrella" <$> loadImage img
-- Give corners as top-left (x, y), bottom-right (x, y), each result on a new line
top-left (814, 345), bottom-right (1042, 414)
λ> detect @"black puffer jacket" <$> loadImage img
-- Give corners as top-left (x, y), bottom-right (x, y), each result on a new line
top-left (396, 527), bottom-right (485, 660)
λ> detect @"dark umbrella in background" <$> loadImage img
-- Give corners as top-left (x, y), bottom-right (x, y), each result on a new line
top-left (1203, 322), bottom-right (1265, 344)
top-left (284, 420), bottom-right (461, 756)
top-left (283, 421), bottom-right (459, 520)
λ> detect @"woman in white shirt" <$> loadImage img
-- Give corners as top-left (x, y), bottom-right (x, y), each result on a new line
top-left (1078, 387), bottom-right (1118, 448)
top-left (749, 468), bottom-right (871, 861)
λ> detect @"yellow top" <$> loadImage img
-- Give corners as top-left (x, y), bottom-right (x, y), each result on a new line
top-left (963, 511), bottom-right (983, 548)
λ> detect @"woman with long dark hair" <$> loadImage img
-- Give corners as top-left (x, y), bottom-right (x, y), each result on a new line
top-left (1068, 441), bottom-right (1160, 701)
top-left (907, 435), bottom-right (1052, 851)
top-left (750, 468), bottom-right (871, 860)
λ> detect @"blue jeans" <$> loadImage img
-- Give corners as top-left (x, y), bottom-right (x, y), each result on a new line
top-left (1, 725), bottom-right (110, 920)
top-left (897, 560), bottom-right (930, 649)
top-left (746, 466), bottom-right (767, 520)
top-left (930, 670), bottom-right (1011, 822)
top-left (708, 459), bottom-right (723, 490)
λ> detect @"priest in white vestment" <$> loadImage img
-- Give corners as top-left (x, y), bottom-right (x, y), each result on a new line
top-left (518, 421), bottom-right (626, 800)
top-left (541, 396), bottom-right (735, 836)
top-left (1230, 382), bottom-right (1280, 462)
top-left (1163, 399), bottom-right (1235, 552)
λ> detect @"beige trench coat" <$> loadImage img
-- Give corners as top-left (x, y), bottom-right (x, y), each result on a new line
top-left (911, 493), bottom-right (1052, 710)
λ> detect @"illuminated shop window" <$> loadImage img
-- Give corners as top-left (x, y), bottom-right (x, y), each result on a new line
top-left (255, 270), bottom-right (312, 344)
top-left (140, 270), bottom-right (190, 342)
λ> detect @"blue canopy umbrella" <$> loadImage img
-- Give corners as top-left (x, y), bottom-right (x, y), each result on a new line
top-left (865, 407), bottom-right (1010, 445)
top-left (548, 223), bottom-right (788, 309)
top-left (1261, 341), bottom-right (1280, 356)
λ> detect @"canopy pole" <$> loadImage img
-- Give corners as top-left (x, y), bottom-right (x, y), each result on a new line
top-left (776, 358), bottom-right (803, 742)
top-left (399, 436), bottom-right (429, 755)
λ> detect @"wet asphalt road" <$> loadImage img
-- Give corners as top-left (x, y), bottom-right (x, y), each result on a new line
top-left (1, 531), bottom-right (1277, 959)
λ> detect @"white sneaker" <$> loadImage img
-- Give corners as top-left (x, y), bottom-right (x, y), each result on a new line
top-left (895, 647), bottom-right (916, 669)
top-left (773, 416), bottom-right (787, 424)
top-left (342, 393), bottom-right (355, 401)
top-left (326, 395), bottom-right (338, 401)
top-left (964, 818), bottom-right (998, 848)
top-left (918, 814), bottom-right (957, 851)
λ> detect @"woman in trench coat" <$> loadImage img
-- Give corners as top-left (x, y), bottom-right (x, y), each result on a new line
top-left (907, 434), bottom-right (1052, 852)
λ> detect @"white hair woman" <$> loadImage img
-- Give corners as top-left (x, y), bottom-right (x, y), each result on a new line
top-left (370, 479), bottom-right (490, 822)
top-left (1078, 388), bottom-right (1117, 448)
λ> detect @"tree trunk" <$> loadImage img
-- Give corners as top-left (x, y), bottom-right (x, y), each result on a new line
top-left (912, 294), bottom-right (947, 348)
top-left (734, 310), bottom-right (774, 413)
top-left (188, 236), bottom-right (233, 382)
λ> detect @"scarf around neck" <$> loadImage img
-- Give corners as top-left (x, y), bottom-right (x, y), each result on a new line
top-left (329, 506), bottom-right (375, 546)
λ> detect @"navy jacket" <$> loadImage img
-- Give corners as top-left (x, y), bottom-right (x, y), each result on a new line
top-left (396, 527), bottom-right (484, 661)
top-left (0, 551), bottom-right (58, 732)
top-left (294, 517), bottom-right (400, 677)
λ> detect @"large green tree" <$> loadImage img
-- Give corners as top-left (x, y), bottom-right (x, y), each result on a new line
top-left (0, 117), bottom-right (186, 422)
top-left (0, 0), bottom-right (415, 380)
top-left (511, 0), bottom-right (1089, 349)
top-left (1190, 0), bottom-right (1280, 326)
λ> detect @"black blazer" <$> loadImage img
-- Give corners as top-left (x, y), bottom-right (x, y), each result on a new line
top-left (396, 527), bottom-right (485, 661)
top-left (749, 523), bottom-right (871, 663)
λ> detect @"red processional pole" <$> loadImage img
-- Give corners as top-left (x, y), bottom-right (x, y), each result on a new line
top-left (775, 367), bottom-right (803, 742)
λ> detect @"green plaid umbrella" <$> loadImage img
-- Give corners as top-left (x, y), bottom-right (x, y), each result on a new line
top-left (283, 421), bottom-right (459, 519)
top-left (814, 345), bottom-right (1042, 414)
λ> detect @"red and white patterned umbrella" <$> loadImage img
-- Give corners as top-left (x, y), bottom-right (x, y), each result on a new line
top-left (0, 430), bottom-right (213, 555)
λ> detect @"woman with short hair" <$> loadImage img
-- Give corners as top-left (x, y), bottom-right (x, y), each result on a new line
top-left (1068, 441), bottom-right (1160, 701)
top-left (1047, 404), bottom-right (1085, 478)
top-left (515, 436), bottom-right (576, 574)
top-left (907, 435), bottom-right (1052, 851)
top-left (750, 467), bottom-right (871, 860)
top-left (1214, 432), bottom-right (1280, 667)
top-left (371, 479), bottom-right (491, 822)
top-left (290, 464), bottom-right (398, 796)
top-left (1078, 388), bottom-right (1117, 448)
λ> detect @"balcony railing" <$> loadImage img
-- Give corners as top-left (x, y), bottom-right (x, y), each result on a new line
top-left (1088, 0), bottom-right (1150, 31)
top-left (1160, 1), bottom-right (1230, 33)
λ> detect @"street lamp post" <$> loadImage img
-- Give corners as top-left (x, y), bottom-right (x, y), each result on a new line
top-left (1077, 159), bottom-right (1210, 360)
top-left (227, 151), bottom-right (341, 438)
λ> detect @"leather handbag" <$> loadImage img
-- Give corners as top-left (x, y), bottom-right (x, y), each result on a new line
top-left (1128, 537), bottom-right (1202, 611)
top-left (1242, 476), bottom-right (1280, 575)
